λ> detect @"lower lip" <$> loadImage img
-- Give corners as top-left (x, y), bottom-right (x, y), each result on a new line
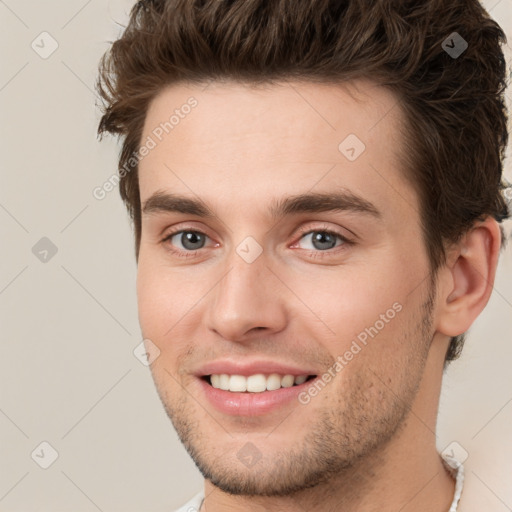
top-left (197, 376), bottom-right (317, 416)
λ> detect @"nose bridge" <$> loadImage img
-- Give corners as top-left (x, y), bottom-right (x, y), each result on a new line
top-left (206, 242), bottom-right (286, 340)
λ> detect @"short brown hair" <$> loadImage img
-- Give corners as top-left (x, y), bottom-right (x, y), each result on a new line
top-left (96, 0), bottom-right (510, 364)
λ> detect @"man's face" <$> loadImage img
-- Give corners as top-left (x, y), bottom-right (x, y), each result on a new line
top-left (136, 80), bottom-right (437, 496)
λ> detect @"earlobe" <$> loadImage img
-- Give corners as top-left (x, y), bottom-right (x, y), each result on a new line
top-left (436, 217), bottom-right (501, 337)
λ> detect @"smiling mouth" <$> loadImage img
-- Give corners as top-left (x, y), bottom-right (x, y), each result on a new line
top-left (201, 374), bottom-right (317, 393)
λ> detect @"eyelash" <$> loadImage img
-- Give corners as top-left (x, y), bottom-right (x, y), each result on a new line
top-left (161, 225), bottom-right (352, 259)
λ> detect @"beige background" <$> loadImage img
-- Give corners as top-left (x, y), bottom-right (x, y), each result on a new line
top-left (1, 1), bottom-right (511, 510)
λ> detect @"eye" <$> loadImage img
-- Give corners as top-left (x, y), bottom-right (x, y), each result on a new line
top-left (293, 227), bottom-right (351, 254)
top-left (163, 230), bottom-right (210, 252)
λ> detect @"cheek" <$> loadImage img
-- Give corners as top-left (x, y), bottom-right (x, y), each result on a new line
top-left (136, 255), bottom-right (209, 344)
top-left (285, 254), bottom-right (418, 366)
top-left (290, 267), bottom-right (401, 332)
top-left (136, 264), bottom-right (190, 379)
top-left (136, 256), bottom-right (175, 337)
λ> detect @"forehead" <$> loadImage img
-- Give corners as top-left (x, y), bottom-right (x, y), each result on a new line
top-left (138, 79), bottom-right (416, 223)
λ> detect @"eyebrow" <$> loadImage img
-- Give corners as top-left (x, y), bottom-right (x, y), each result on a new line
top-left (142, 190), bottom-right (382, 220)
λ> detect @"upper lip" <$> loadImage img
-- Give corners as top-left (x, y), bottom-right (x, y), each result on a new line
top-left (194, 360), bottom-right (319, 377)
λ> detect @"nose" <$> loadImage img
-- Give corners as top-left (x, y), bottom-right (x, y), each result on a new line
top-left (205, 249), bottom-right (288, 342)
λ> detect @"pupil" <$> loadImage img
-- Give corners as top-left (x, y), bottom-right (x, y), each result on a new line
top-left (182, 231), bottom-right (204, 250)
top-left (313, 232), bottom-right (336, 250)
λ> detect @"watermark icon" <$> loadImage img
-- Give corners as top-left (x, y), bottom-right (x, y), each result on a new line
top-left (441, 32), bottom-right (468, 59)
top-left (442, 441), bottom-right (469, 465)
top-left (236, 236), bottom-right (263, 263)
top-left (338, 133), bottom-right (366, 161)
top-left (32, 237), bottom-right (58, 263)
top-left (31, 31), bottom-right (59, 59)
top-left (236, 442), bottom-right (262, 468)
top-left (93, 96), bottom-right (198, 200)
top-left (133, 338), bottom-right (161, 366)
top-left (31, 441), bottom-right (59, 469)
top-left (298, 301), bottom-right (403, 404)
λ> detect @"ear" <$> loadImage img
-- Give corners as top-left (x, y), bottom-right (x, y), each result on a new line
top-left (435, 217), bottom-right (502, 337)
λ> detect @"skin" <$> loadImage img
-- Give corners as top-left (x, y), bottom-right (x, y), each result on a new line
top-left (135, 79), bottom-right (501, 511)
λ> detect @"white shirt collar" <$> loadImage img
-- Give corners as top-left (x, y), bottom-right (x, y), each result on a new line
top-left (441, 452), bottom-right (465, 511)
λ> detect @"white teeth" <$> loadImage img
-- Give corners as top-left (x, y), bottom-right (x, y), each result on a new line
top-left (294, 375), bottom-right (308, 385)
top-left (229, 375), bottom-right (247, 392)
top-left (281, 375), bottom-right (295, 388)
top-left (247, 374), bottom-right (267, 393)
top-left (210, 374), bottom-right (220, 388)
top-left (266, 374), bottom-right (282, 391)
top-left (209, 373), bottom-right (311, 392)
top-left (219, 374), bottom-right (230, 389)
